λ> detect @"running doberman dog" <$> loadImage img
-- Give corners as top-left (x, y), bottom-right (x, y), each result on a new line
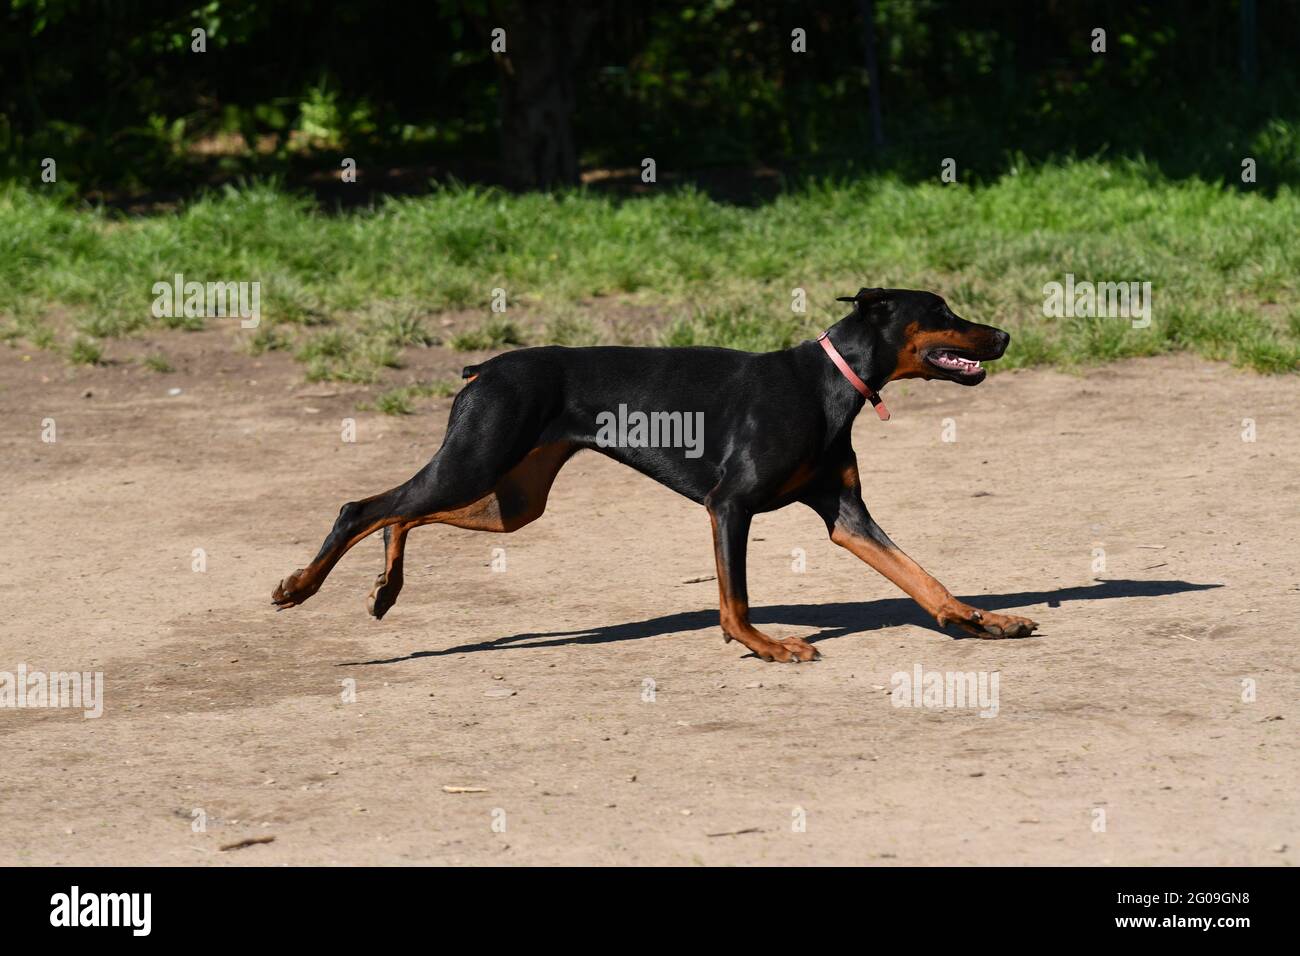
top-left (272, 288), bottom-right (1038, 662)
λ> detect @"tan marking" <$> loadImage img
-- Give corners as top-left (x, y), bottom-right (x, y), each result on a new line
top-left (277, 445), bottom-right (574, 605)
top-left (343, 514), bottom-right (398, 551)
top-left (709, 511), bottom-right (754, 646)
top-left (774, 461), bottom-right (818, 498)
top-left (383, 522), bottom-right (410, 575)
top-left (708, 512), bottom-right (813, 662)
top-left (887, 321), bottom-right (998, 382)
top-left (831, 524), bottom-right (1038, 636)
top-left (411, 442), bottom-right (575, 533)
top-left (830, 525), bottom-right (959, 618)
top-left (285, 510), bottom-right (402, 599)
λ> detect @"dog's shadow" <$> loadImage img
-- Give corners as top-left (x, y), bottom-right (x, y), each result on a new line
top-left (342, 578), bottom-right (1221, 666)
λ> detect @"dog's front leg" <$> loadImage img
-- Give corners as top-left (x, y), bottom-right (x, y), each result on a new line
top-left (707, 500), bottom-right (820, 662)
top-left (817, 482), bottom-right (1037, 639)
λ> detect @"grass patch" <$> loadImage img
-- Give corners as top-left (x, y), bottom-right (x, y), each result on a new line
top-left (1, 161), bottom-right (1297, 374)
top-left (143, 353), bottom-right (173, 373)
top-left (372, 379), bottom-right (461, 415)
top-left (68, 337), bottom-right (103, 365)
top-left (449, 316), bottom-right (526, 351)
top-left (245, 322), bottom-right (292, 355)
top-left (660, 304), bottom-right (813, 351)
top-left (374, 310), bottom-right (437, 347)
top-left (544, 314), bottom-right (602, 347)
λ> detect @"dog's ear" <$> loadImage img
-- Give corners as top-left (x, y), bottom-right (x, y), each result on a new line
top-left (835, 288), bottom-right (890, 312)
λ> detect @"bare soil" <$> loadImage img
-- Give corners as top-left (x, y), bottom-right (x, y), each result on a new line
top-left (1, 331), bottom-right (1296, 865)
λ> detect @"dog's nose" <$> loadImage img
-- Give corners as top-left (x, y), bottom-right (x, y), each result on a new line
top-left (997, 329), bottom-right (1011, 351)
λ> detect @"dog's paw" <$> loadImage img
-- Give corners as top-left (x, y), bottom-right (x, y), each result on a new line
top-left (946, 607), bottom-right (1037, 639)
top-left (272, 569), bottom-right (316, 610)
top-left (754, 635), bottom-right (821, 663)
top-left (366, 571), bottom-right (402, 620)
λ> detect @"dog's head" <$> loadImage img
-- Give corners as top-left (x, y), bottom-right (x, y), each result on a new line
top-left (836, 288), bottom-right (1009, 386)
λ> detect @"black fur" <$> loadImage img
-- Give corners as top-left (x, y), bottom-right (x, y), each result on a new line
top-left (272, 288), bottom-right (1020, 657)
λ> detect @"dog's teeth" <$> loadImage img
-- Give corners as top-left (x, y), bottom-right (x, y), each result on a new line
top-left (933, 350), bottom-right (982, 372)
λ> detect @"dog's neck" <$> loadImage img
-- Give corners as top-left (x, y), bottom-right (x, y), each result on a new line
top-left (791, 316), bottom-right (891, 440)
top-left (819, 316), bottom-right (889, 393)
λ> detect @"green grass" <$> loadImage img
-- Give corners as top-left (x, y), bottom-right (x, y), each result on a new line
top-left (67, 337), bottom-right (103, 365)
top-left (142, 353), bottom-right (173, 373)
top-left (543, 314), bottom-right (601, 347)
top-left (1, 160), bottom-right (1298, 376)
top-left (372, 379), bottom-right (461, 415)
top-left (660, 304), bottom-right (810, 352)
top-left (245, 321), bottom-right (292, 355)
top-left (449, 316), bottom-right (526, 351)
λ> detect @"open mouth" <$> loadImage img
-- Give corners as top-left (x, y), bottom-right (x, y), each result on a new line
top-left (924, 348), bottom-right (993, 383)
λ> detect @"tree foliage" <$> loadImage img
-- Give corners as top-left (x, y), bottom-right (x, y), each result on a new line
top-left (2, 0), bottom-right (1297, 193)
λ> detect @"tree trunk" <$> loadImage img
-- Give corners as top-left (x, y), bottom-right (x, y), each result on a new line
top-left (491, 2), bottom-right (599, 189)
top-left (858, 0), bottom-right (884, 149)
top-left (1239, 0), bottom-right (1258, 87)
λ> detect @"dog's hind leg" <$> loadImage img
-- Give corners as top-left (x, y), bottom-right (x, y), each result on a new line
top-left (367, 523), bottom-right (410, 620)
top-left (363, 440), bottom-right (577, 618)
top-left (272, 480), bottom-right (422, 610)
top-left (273, 373), bottom-right (570, 612)
top-left (406, 440), bottom-right (576, 534)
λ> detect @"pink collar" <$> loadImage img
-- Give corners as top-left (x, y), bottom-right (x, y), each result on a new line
top-left (818, 332), bottom-right (890, 421)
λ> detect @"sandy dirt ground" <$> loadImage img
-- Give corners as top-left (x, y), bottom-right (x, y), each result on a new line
top-left (1, 329), bottom-right (1296, 866)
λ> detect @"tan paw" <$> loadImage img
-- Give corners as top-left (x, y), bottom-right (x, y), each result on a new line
top-left (272, 568), bottom-right (317, 609)
top-left (748, 635), bottom-right (821, 663)
top-left (941, 606), bottom-right (1038, 639)
top-left (366, 571), bottom-right (402, 620)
